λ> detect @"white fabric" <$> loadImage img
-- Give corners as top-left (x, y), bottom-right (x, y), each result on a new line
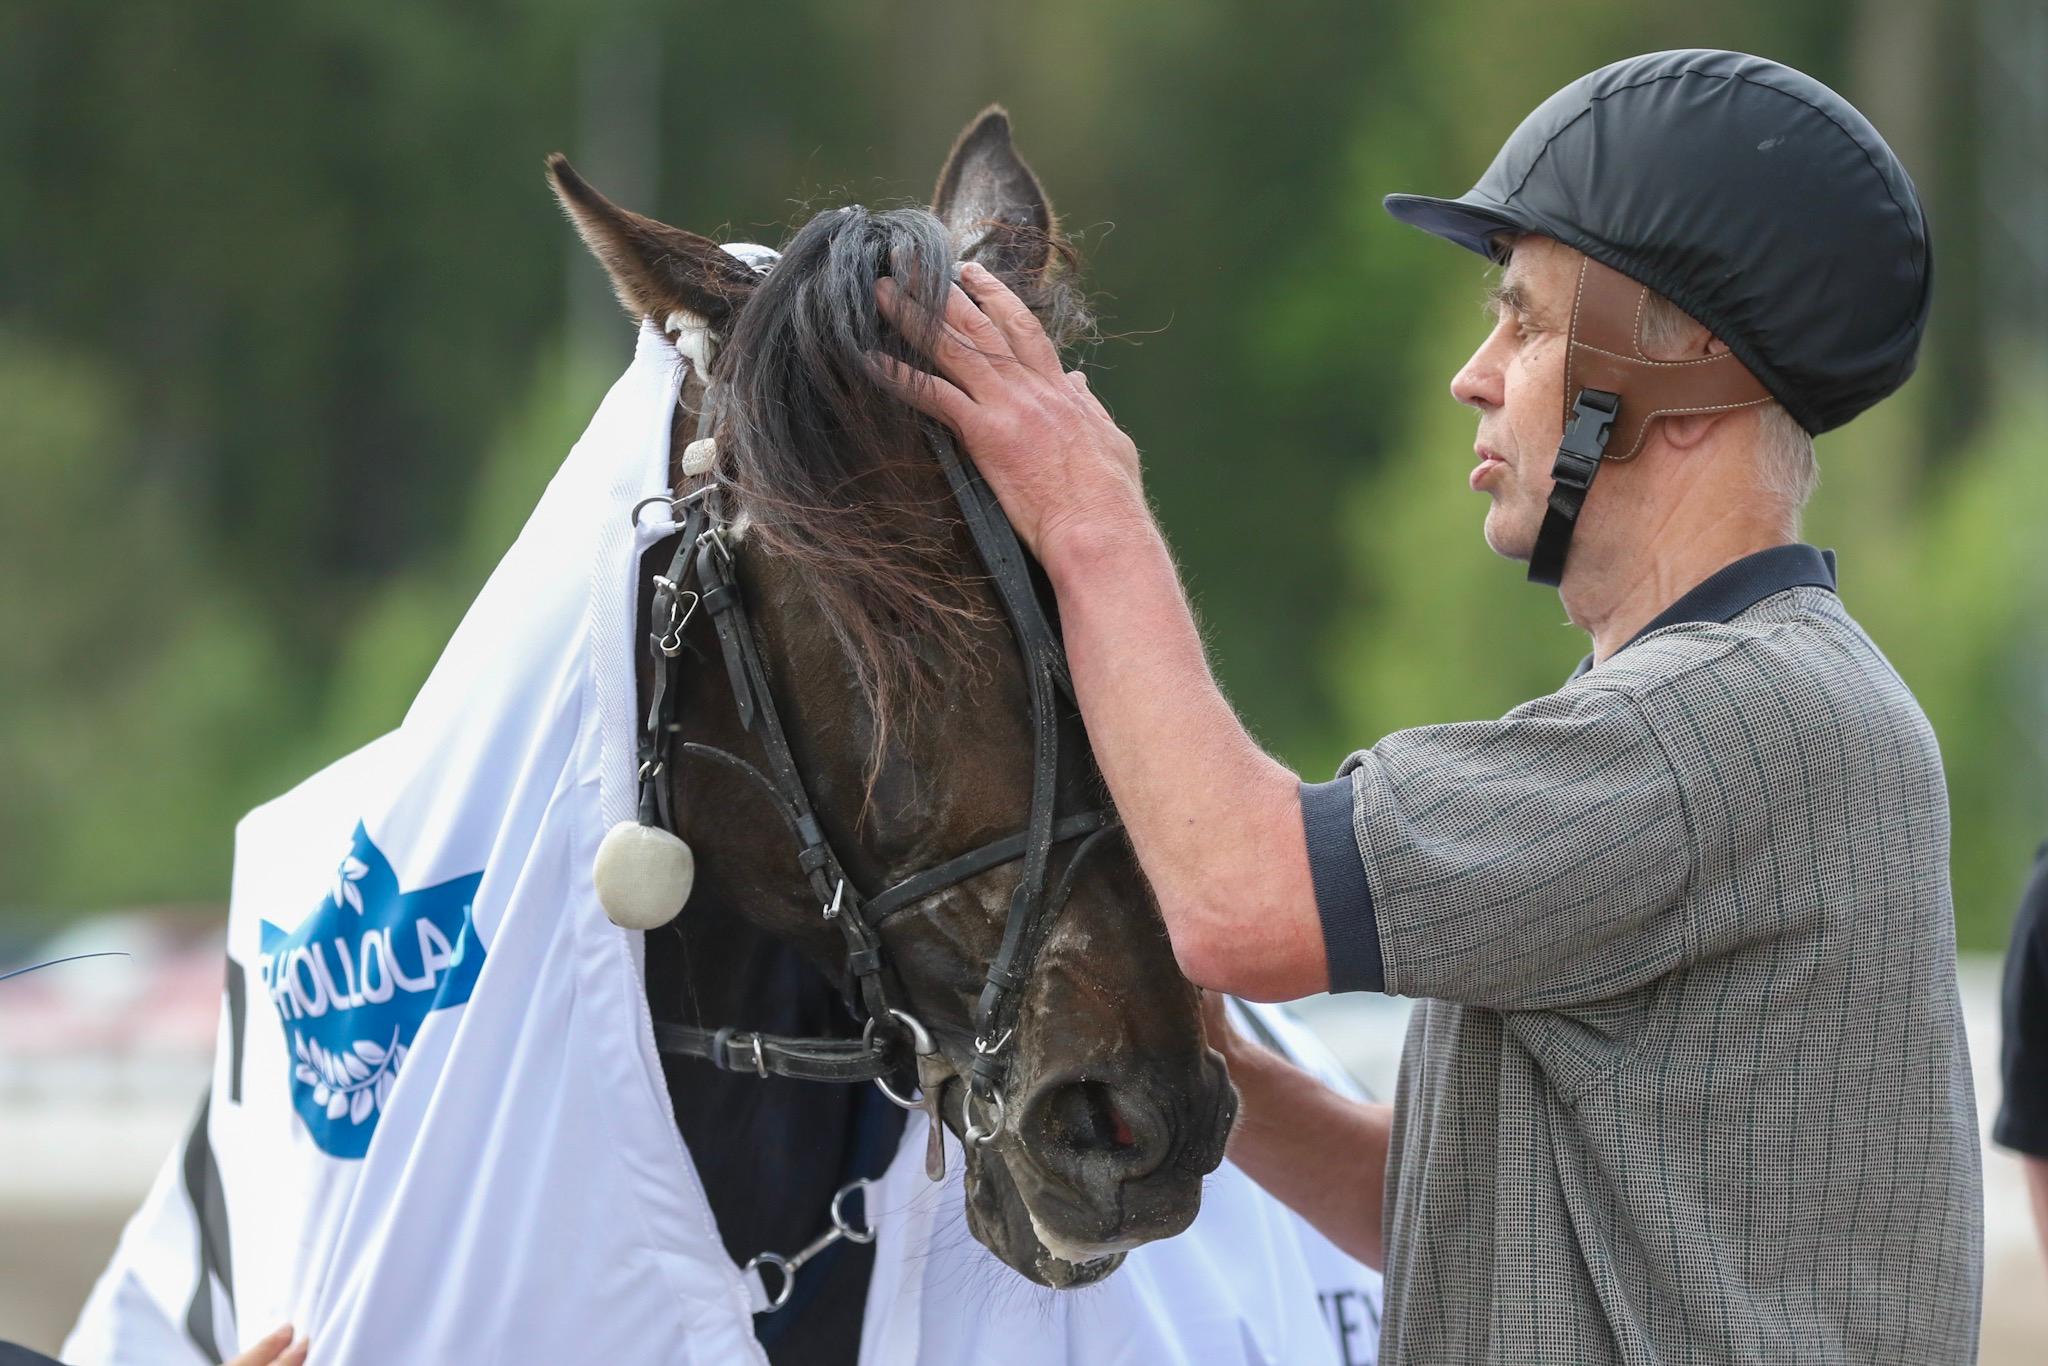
top-left (64, 321), bottom-right (1382, 1366)
top-left (66, 323), bottom-right (766, 1366)
top-left (860, 998), bottom-right (1381, 1366)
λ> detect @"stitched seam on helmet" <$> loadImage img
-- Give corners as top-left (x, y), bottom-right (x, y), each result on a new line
top-left (1564, 257), bottom-right (1589, 427)
top-left (1502, 68), bottom-right (1711, 204)
top-left (1573, 342), bottom-right (1746, 369)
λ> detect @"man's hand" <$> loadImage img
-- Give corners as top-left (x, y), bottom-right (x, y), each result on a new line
top-left (1201, 993), bottom-right (1392, 1269)
top-left (873, 261), bottom-right (1147, 567)
top-left (877, 260), bottom-right (1328, 1002)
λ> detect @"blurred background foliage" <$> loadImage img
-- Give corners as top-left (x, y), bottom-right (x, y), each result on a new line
top-left (1, 0), bottom-right (2042, 946)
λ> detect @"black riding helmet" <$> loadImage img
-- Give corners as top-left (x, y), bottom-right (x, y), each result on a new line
top-left (1385, 49), bottom-right (1933, 584)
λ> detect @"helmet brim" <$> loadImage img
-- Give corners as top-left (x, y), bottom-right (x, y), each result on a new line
top-left (1382, 193), bottom-right (1531, 263)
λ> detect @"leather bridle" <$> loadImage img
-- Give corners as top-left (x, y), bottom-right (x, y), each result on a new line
top-left (637, 388), bottom-right (1117, 1151)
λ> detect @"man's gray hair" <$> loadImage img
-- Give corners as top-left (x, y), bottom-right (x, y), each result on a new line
top-left (1637, 290), bottom-right (1819, 523)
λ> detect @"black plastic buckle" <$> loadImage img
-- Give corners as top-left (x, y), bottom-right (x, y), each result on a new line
top-left (1550, 389), bottom-right (1618, 491)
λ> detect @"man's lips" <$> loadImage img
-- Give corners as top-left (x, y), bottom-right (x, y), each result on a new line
top-left (1470, 446), bottom-right (1507, 491)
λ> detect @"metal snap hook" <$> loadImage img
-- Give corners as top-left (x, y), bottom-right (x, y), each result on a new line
top-left (655, 587), bottom-right (699, 656)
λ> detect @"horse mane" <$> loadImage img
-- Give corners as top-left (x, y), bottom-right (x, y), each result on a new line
top-left (712, 205), bottom-right (1093, 747)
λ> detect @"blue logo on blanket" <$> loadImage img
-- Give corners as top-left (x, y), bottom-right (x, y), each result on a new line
top-left (258, 823), bottom-right (485, 1159)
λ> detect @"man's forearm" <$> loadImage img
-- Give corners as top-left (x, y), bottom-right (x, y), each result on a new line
top-left (1222, 1033), bottom-right (1392, 1268)
top-left (1045, 518), bottom-right (1327, 999)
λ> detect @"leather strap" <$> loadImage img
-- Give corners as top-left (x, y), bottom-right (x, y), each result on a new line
top-left (925, 430), bottom-right (1070, 1075)
top-left (1528, 257), bottom-right (1773, 587)
top-left (866, 811), bottom-right (1112, 924)
top-left (643, 424), bottom-right (1109, 1110)
top-left (652, 1021), bottom-right (896, 1084)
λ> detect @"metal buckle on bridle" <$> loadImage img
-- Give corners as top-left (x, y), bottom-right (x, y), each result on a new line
top-left (821, 878), bottom-right (846, 921)
top-left (697, 521), bottom-right (734, 566)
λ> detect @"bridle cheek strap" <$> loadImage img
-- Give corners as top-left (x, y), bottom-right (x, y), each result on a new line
top-left (1527, 256), bottom-right (1774, 587)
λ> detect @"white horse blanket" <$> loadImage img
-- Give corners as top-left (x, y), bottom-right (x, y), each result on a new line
top-left (63, 322), bottom-right (1381, 1365)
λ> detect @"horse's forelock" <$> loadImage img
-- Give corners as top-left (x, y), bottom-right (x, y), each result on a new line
top-left (715, 205), bottom-right (1091, 758)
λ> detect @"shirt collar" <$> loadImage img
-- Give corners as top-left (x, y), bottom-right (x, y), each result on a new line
top-left (1571, 543), bottom-right (1838, 680)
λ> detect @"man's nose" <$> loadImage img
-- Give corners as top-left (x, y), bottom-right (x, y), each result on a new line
top-left (1450, 333), bottom-right (1506, 410)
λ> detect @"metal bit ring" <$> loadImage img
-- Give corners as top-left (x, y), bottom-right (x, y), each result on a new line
top-left (865, 1009), bottom-right (935, 1110)
top-left (962, 1090), bottom-right (1006, 1149)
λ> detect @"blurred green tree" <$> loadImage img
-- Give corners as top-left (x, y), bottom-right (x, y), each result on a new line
top-left (0, 0), bottom-right (2037, 949)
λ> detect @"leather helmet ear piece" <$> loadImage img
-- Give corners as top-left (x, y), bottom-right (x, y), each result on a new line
top-left (1523, 257), bottom-right (1771, 587)
top-left (1385, 48), bottom-right (1932, 587)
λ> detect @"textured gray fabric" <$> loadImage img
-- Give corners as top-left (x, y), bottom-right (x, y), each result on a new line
top-left (1342, 586), bottom-right (1982, 1364)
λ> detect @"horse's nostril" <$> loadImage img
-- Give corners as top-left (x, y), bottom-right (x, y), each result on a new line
top-left (1044, 1079), bottom-right (1138, 1156)
top-left (1048, 1081), bottom-right (1163, 1163)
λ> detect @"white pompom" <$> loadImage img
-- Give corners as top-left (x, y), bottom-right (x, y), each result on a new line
top-left (594, 821), bottom-right (695, 930)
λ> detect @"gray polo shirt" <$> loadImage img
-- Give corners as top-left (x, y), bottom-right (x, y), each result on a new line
top-left (1302, 544), bottom-right (1982, 1365)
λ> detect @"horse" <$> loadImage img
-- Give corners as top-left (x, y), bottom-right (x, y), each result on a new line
top-left (548, 108), bottom-right (1235, 1363)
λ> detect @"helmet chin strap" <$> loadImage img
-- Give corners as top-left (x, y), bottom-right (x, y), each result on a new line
top-left (1526, 257), bottom-right (1774, 588)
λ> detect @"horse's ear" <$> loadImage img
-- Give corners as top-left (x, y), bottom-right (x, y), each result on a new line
top-left (930, 107), bottom-right (1055, 281)
top-left (547, 154), bottom-right (758, 326)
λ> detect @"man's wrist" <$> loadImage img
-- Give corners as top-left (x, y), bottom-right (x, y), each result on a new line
top-left (1041, 503), bottom-right (1161, 594)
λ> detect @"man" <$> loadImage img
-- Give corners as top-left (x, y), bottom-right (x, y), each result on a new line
top-left (1996, 844), bottom-right (2048, 1267)
top-left (878, 49), bottom-right (1983, 1364)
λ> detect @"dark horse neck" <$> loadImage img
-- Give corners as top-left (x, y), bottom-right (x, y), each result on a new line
top-left (636, 505), bottom-right (905, 1364)
top-left (647, 893), bottom-right (905, 1365)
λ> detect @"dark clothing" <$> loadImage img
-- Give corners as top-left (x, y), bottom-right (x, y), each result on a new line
top-left (1996, 843), bottom-right (2048, 1156)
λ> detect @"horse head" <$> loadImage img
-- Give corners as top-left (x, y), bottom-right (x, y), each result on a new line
top-left (549, 108), bottom-right (1233, 1290)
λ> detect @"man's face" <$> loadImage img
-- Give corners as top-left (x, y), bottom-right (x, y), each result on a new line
top-left (1450, 235), bottom-right (1577, 561)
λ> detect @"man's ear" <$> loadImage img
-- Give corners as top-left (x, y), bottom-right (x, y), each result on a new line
top-left (1660, 336), bottom-right (1739, 448)
top-left (547, 154), bottom-right (759, 325)
top-left (931, 106), bottom-right (1055, 281)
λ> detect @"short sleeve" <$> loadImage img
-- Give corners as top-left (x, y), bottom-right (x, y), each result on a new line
top-left (1995, 844), bottom-right (2048, 1157)
top-left (1310, 685), bottom-right (1694, 1009)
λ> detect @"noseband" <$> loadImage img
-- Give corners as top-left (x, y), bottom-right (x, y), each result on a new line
top-left (638, 368), bottom-right (1116, 1154)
